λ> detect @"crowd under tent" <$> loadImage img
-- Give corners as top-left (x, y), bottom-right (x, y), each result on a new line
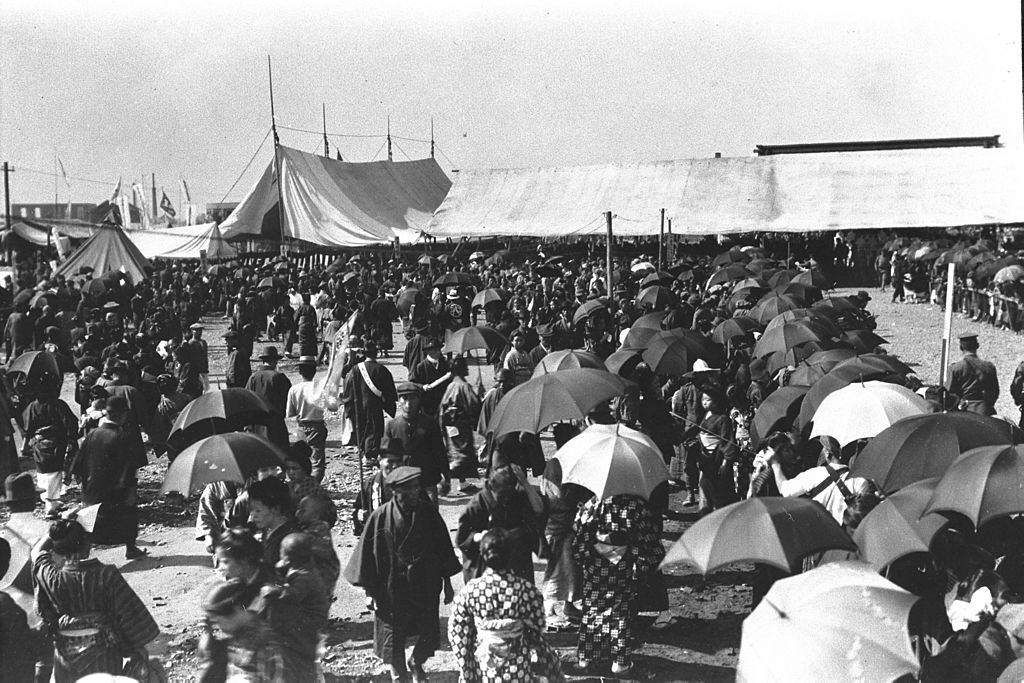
top-left (427, 147), bottom-right (1024, 238)
top-left (128, 223), bottom-right (238, 261)
top-left (219, 145), bottom-right (451, 247)
top-left (55, 224), bottom-right (152, 282)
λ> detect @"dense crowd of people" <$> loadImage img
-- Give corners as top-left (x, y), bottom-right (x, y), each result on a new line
top-left (2, 228), bottom-right (1024, 681)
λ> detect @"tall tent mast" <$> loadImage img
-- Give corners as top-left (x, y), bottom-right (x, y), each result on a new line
top-left (322, 103), bottom-right (329, 158)
top-left (430, 118), bottom-right (435, 159)
top-left (387, 116), bottom-right (393, 161)
top-left (268, 55), bottom-right (286, 250)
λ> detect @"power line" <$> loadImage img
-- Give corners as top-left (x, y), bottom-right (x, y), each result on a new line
top-left (16, 167), bottom-right (113, 188)
top-left (277, 123), bottom-right (384, 139)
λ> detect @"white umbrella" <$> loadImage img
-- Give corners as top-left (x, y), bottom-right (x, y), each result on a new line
top-left (554, 423), bottom-right (669, 500)
top-left (809, 380), bottom-right (930, 447)
top-left (738, 561), bottom-right (920, 683)
top-left (630, 261), bottom-right (656, 274)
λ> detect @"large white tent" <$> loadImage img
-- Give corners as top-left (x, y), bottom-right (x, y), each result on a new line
top-left (128, 223), bottom-right (237, 260)
top-left (219, 145), bottom-right (450, 246)
top-left (427, 147), bottom-right (1024, 237)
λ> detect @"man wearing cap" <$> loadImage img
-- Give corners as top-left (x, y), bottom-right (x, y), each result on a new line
top-left (287, 356), bottom-right (328, 483)
top-left (385, 382), bottom-right (449, 500)
top-left (224, 330), bottom-right (251, 388)
top-left (342, 341), bottom-right (396, 461)
top-left (246, 347), bottom-right (292, 448)
top-left (403, 320), bottom-right (434, 372)
top-left (345, 466), bottom-right (460, 683)
top-left (186, 323), bottom-right (210, 393)
top-left (945, 333), bottom-right (999, 415)
top-left (410, 339), bottom-right (450, 417)
top-left (352, 440), bottom-right (404, 536)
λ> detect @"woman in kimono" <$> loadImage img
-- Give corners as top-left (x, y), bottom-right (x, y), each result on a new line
top-left (696, 389), bottom-right (740, 512)
top-left (449, 529), bottom-right (563, 682)
top-left (439, 356), bottom-right (481, 496)
top-left (572, 494), bottom-right (665, 676)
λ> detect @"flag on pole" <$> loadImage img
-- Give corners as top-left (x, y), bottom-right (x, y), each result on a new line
top-left (57, 158), bottom-right (71, 191)
top-left (179, 178), bottom-right (191, 203)
top-left (117, 194), bottom-right (133, 228)
top-left (160, 191), bottom-right (176, 218)
top-left (131, 183), bottom-right (151, 229)
top-left (336, 150), bottom-right (343, 161)
top-left (109, 177), bottom-right (122, 203)
top-left (317, 310), bottom-right (359, 410)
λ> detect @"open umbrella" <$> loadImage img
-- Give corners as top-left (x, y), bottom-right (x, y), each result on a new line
top-left (573, 300), bottom-right (607, 325)
top-left (777, 281), bottom-right (823, 304)
top-left (994, 264), bottom-right (1024, 284)
top-left (750, 385), bottom-right (810, 449)
top-left (630, 311), bottom-right (668, 334)
top-left (640, 330), bottom-right (720, 376)
top-left (83, 278), bottom-right (107, 295)
top-left (161, 433), bottom-right (287, 495)
top-left (733, 277), bottom-right (767, 291)
top-left (798, 366), bottom-right (907, 429)
top-left (763, 310), bottom-right (842, 338)
top-left (924, 444), bottom-right (1024, 527)
top-left (851, 412), bottom-right (1022, 494)
top-left (433, 272), bottom-right (477, 288)
top-left (486, 369), bottom-right (632, 437)
top-left (469, 251), bottom-right (485, 261)
top-left (554, 423), bottom-right (669, 500)
top-left (711, 317), bottom-right (762, 346)
top-left (853, 479), bottom-right (948, 571)
top-left (395, 288), bottom-right (425, 316)
top-left (712, 247), bottom-right (749, 266)
top-left (166, 388), bottom-right (272, 455)
top-left (803, 348), bottom-right (858, 371)
top-left (661, 497), bottom-right (856, 574)
top-left (484, 250), bottom-right (508, 266)
top-left (7, 350), bottom-right (60, 380)
top-left (29, 292), bottom-right (48, 309)
top-left (747, 293), bottom-right (802, 325)
top-left (737, 562), bottom-right (920, 683)
top-left (418, 254), bottom-right (438, 267)
top-left (707, 265), bottom-right (755, 288)
top-left (640, 271), bottom-right (674, 287)
top-left (534, 265), bottom-right (560, 278)
top-left (787, 363), bottom-right (828, 387)
top-left (766, 269), bottom-right (797, 288)
top-left (471, 288), bottom-right (507, 309)
top-left (532, 350), bottom-right (605, 377)
top-left (764, 341), bottom-right (829, 375)
top-left (752, 321), bottom-right (825, 359)
top-left (605, 349), bottom-right (643, 378)
top-left (257, 277), bottom-right (278, 290)
top-left (442, 325), bottom-right (508, 355)
top-left (630, 261), bottom-right (656, 274)
top-left (791, 269), bottom-right (831, 289)
top-left (809, 381), bottom-right (930, 447)
top-left (635, 285), bottom-right (675, 309)
top-left (830, 353), bottom-right (910, 380)
top-left (841, 329), bottom-right (888, 353)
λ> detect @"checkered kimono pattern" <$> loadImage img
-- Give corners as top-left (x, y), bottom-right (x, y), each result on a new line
top-left (448, 569), bottom-right (563, 682)
top-left (572, 495), bottom-right (665, 666)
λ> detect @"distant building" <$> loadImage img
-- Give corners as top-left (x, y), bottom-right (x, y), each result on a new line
top-left (754, 135), bottom-right (1001, 156)
top-left (8, 202), bottom-right (96, 222)
top-left (206, 202), bottom-right (238, 223)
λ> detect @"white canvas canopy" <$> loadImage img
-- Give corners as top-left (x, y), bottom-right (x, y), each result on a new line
top-left (220, 145), bottom-right (450, 246)
top-left (428, 147), bottom-right (1024, 237)
top-left (128, 223), bottom-right (238, 260)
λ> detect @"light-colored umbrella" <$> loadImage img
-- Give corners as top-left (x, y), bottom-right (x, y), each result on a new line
top-left (737, 561), bottom-right (920, 683)
top-left (631, 261), bottom-right (656, 274)
top-left (809, 381), bottom-right (930, 446)
top-left (555, 423), bottom-right (669, 500)
top-left (661, 496), bottom-right (855, 574)
top-left (532, 350), bottom-right (606, 377)
top-left (442, 325), bottom-right (508, 355)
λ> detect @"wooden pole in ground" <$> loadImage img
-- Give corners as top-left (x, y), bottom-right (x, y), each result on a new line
top-left (939, 262), bottom-right (956, 388)
top-left (658, 208), bottom-right (665, 272)
top-left (605, 211), bottom-right (613, 297)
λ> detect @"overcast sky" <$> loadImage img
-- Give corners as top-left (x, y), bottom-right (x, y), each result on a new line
top-left (1, 0), bottom-right (1020, 206)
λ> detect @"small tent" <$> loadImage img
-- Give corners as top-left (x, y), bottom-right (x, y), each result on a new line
top-left (219, 145), bottom-right (450, 246)
top-left (56, 224), bottom-right (152, 282)
top-left (128, 223), bottom-right (238, 260)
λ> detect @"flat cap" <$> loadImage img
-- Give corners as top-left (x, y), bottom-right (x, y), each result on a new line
top-left (395, 381), bottom-right (423, 396)
top-left (189, 323), bottom-right (204, 330)
top-left (385, 466), bottom-right (421, 487)
top-left (959, 333), bottom-right (978, 342)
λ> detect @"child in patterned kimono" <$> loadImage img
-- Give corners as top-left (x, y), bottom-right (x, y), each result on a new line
top-left (449, 529), bottom-right (563, 682)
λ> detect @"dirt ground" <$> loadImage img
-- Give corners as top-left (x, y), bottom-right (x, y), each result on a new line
top-left (13, 286), bottom-right (1024, 682)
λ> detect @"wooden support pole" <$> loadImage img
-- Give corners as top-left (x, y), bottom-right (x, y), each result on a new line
top-left (939, 262), bottom-right (956, 388)
top-left (658, 208), bottom-right (665, 272)
top-left (605, 211), bottom-right (613, 298)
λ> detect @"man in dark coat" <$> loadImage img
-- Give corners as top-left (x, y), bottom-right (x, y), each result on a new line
top-left (345, 466), bottom-right (460, 682)
top-left (79, 395), bottom-right (147, 559)
top-left (409, 339), bottom-right (450, 417)
top-left (245, 346), bottom-right (292, 448)
top-left (945, 333), bottom-right (999, 415)
top-left (342, 341), bottom-right (396, 460)
top-left (384, 383), bottom-right (449, 500)
top-left (223, 330), bottom-right (251, 388)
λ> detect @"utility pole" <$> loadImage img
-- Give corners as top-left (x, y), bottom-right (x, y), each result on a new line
top-left (3, 162), bottom-right (13, 265)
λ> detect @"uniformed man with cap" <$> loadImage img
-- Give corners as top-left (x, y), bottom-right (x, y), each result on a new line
top-left (186, 322), bottom-right (210, 392)
top-left (345, 465), bottom-right (460, 683)
top-left (409, 338), bottom-right (450, 417)
top-left (384, 382), bottom-right (449, 501)
top-left (945, 333), bottom-right (999, 415)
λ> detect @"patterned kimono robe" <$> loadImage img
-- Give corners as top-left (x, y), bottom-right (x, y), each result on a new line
top-left (572, 495), bottom-right (665, 666)
top-left (448, 569), bottom-right (563, 682)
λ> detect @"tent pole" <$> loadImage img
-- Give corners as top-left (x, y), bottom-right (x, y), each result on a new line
top-left (605, 211), bottom-right (613, 298)
top-left (658, 208), bottom-right (665, 272)
top-left (3, 161), bottom-right (12, 266)
top-left (268, 55), bottom-right (286, 256)
top-left (322, 103), bottom-right (330, 158)
top-left (667, 217), bottom-right (672, 263)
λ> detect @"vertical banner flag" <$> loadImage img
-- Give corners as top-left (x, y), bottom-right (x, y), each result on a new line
top-left (317, 310), bottom-right (359, 411)
top-left (57, 158), bottom-right (72, 219)
top-left (160, 191), bottom-right (176, 218)
top-left (131, 183), bottom-right (151, 230)
top-left (180, 178), bottom-right (194, 225)
top-left (117, 194), bottom-right (133, 229)
top-left (110, 178), bottom-right (122, 203)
